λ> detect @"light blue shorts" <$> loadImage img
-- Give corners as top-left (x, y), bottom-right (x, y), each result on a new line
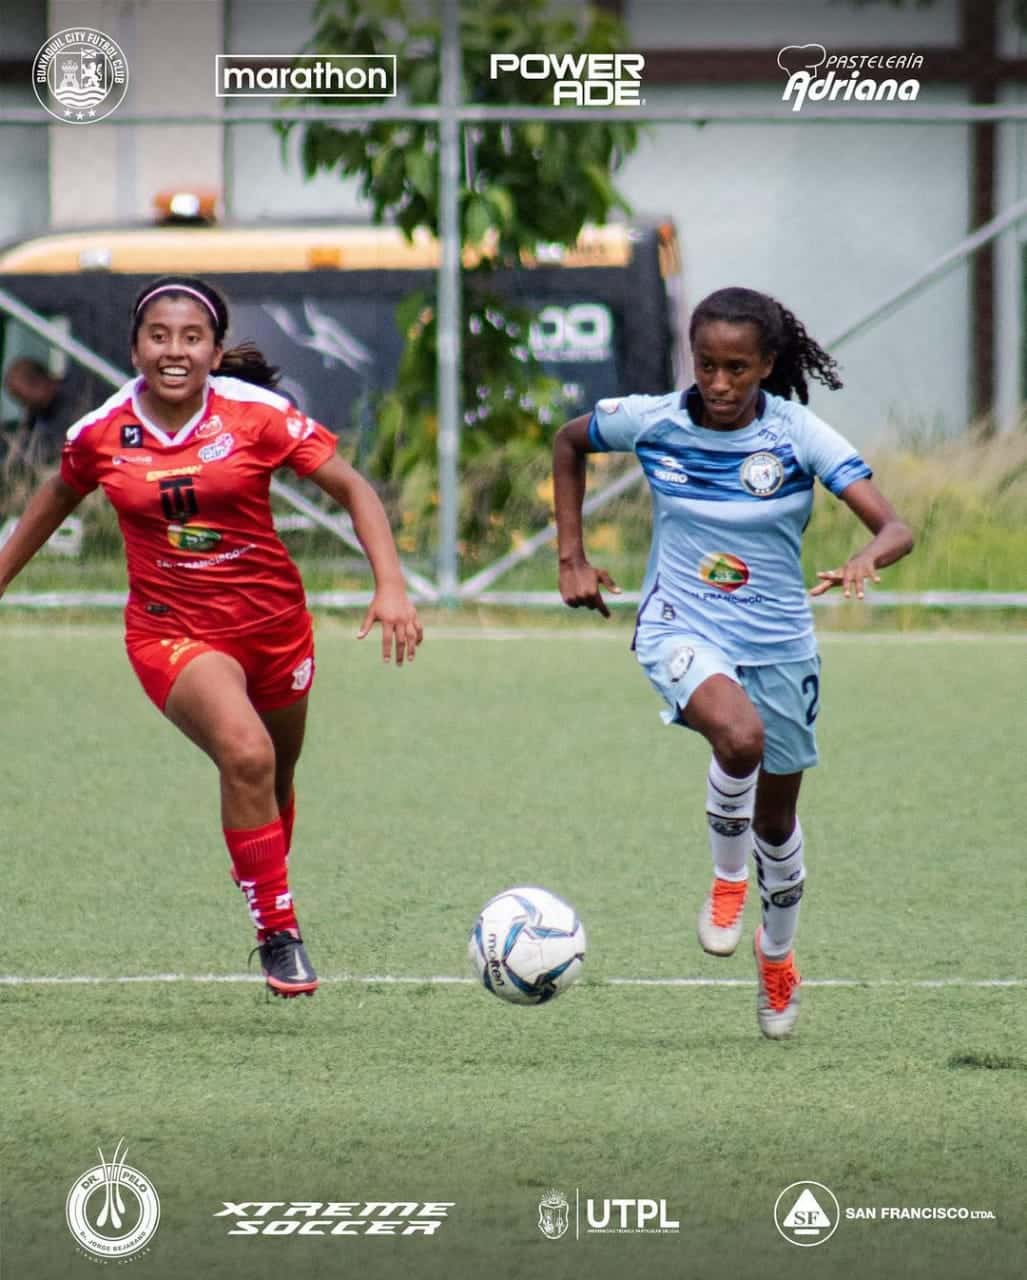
top-left (634, 631), bottom-right (821, 775)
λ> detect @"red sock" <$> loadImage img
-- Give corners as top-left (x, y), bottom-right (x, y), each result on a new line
top-left (224, 818), bottom-right (298, 940)
top-left (280, 790), bottom-right (296, 856)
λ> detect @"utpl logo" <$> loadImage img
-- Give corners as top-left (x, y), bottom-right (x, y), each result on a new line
top-left (537, 1190), bottom-right (680, 1239)
top-left (585, 1197), bottom-right (680, 1234)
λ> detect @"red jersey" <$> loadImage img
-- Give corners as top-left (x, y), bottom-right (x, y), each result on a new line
top-left (60, 375), bottom-right (337, 639)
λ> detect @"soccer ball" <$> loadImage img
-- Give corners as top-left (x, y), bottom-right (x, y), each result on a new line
top-left (468, 886), bottom-right (586, 1005)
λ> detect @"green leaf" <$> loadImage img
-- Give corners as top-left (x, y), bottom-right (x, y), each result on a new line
top-left (464, 195), bottom-right (493, 244)
top-left (483, 183), bottom-right (514, 227)
top-left (405, 149), bottom-right (435, 199)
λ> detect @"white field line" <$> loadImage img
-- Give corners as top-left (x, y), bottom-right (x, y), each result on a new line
top-left (0, 973), bottom-right (1023, 989)
top-left (1, 624), bottom-right (1026, 644)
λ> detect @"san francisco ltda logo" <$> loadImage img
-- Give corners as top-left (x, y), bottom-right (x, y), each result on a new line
top-left (65, 1140), bottom-right (160, 1261)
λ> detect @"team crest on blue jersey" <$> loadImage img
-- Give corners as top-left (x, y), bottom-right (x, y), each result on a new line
top-left (739, 451), bottom-right (785, 497)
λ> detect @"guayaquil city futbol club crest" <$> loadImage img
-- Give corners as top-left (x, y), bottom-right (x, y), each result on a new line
top-left (33, 28), bottom-right (129, 123)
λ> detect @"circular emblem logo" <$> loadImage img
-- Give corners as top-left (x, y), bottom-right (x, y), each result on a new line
top-left (740, 450), bottom-right (785, 497)
top-left (66, 1143), bottom-right (159, 1260)
top-left (33, 29), bottom-right (129, 124)
top-left (773, 1180), bottom-right (840, 1248)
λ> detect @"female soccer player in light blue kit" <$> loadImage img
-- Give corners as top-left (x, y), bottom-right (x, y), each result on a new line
top-left (553, 287), bottom-right (914, 1038)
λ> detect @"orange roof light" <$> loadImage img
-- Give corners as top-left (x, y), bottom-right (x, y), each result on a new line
top-left (153, 188), bottom-right (219, 225)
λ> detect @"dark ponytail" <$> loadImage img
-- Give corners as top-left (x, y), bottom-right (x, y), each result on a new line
top-left (130, 275), bottom-right (280, 389)
top-left (689, 287), bottom-right (842, 404)
top-left (216, 340), bottom-right (280, 389)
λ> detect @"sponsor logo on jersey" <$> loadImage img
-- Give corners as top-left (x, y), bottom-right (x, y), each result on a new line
top-left (698, 552), bottom-right (750, 593)
top-left (667, 644), bottom-right (694, 682)
top-left (708, 814), bottom-right (751, 837)
top-left (112, 454), bottom-right (154, 465)
top-left (654, 454), bottom-right (689, 486)
top-left (196, 414), bottom-right (224, 439)
top-left (198, 432), bottom-right (235, 463)
top-left (120, 423), bottom-right (144, 448)
top-left (740, 451), bottom-right (785, 497)
top-left (146, 465), bottom-right (203, 482)
top-left (286, 414), bottom-right (316, 441)
top-left (291, 657), bottom-right (313, 691)
top-left (167, 523), bottom-right (222, 552)
top-left (160, 636), bottom-right (204, 665)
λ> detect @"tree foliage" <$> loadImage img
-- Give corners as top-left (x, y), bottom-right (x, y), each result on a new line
top-left (279, 0), bottom-right (641, 561)
top-left (283, 0), bottom-right (638, 252)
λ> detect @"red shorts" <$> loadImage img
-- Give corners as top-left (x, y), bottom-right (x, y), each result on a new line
top-left (126, 611), bottom-right (315, 714)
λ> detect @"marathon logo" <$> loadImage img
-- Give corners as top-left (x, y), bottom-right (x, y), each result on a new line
top-left (215, 54), bottom-right (396, 98)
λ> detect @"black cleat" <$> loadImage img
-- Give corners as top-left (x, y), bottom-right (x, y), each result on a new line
top-left (253, 930), bottom-right (319, 998)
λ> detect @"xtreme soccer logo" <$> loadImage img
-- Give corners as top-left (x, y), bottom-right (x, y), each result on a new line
top-left (215, 1201), bottom-right (454, 1236)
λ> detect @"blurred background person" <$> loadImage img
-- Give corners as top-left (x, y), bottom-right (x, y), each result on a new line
top-left (2, 357), bottom-right (74, 472)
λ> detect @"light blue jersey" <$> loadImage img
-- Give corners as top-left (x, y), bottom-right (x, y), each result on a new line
top-left (588, 387), bottom-right (871, 665)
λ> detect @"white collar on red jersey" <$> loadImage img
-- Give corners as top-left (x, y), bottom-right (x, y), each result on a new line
top-left (130, 376), bottom-right (213, 447)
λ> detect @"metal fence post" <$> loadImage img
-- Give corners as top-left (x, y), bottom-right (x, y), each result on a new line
top-left (436, 0), bottom-right (463, 604)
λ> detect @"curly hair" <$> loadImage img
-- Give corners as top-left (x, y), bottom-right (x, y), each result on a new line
top-left (688, 287), bottom-right (842, 404)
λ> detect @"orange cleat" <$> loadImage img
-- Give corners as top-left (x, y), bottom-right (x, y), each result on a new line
top-left (753, 926), bottom-right (800, 1039)
top-left (697, 877), bottom-right (748, 956)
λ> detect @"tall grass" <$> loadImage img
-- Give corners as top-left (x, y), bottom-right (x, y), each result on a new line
top-left (4, 431), bottom-right (1027, 595)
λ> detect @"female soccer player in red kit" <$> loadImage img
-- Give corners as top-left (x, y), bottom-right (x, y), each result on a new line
top-left (0, 276), bottom-right (423, 997)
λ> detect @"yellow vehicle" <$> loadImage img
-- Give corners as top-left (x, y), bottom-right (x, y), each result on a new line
top-left (0, 207), bottom-right (684, 435)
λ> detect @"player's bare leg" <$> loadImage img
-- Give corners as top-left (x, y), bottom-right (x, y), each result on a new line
top-left (681, 676), bottom-right (763, 956)
top-left (165, 651), bottom-right (276, 828)
top-left (260, 696), bottom-right (309, 852)
top-left (165, 652), bottom-right (318, 996)
top-left (752, 770), bottom-right (804, 1038)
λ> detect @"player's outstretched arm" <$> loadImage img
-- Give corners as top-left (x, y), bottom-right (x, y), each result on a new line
top-left (809, 477), bottom-right (914, 599)
top-left (307, 455), bottom-right (423, 664)
top-left (0, 474), bottom-right (84, 598)
top-left (553, 414), bottom-right (621, 618)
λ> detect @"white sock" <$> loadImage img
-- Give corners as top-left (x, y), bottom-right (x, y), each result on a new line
top-left (706, 758), bottom-right (758, 882)
top-left (754, 821), bottom-right (805, 959)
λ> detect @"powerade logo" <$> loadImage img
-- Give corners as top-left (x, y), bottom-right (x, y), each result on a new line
top-left (777, 44), bottom-right (922, 113)
top-left (489, 53), bottom-right (644, 106)
top-left (698, 552), bottom-right (749, 593)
